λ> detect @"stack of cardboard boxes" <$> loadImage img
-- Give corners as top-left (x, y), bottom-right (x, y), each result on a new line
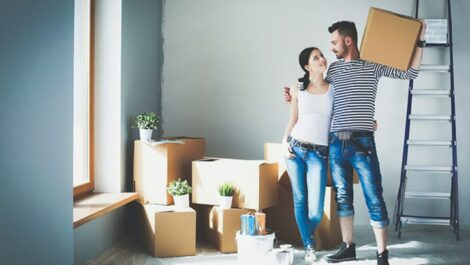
top-left (134, 140), bottom-right (357, 256)
top-left (191, 158), bottom-right (279, 253)
top-left (133, 137), bottom-right (205, 257)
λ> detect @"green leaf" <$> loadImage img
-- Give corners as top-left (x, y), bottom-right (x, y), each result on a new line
top-left (167, 178), bottom-right (192, 196)
top-left (218, 182), bottom-right (235, 196)
top-left (133, 111), bottom-right (160, 129)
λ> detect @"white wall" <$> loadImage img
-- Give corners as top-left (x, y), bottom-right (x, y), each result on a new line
top-left (94, 0), bottom-right (123, 192)
top-left (162, 0), bottom-right (470, 225)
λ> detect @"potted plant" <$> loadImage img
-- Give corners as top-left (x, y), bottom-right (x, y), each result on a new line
top-left (218, 182), bottom-right (235, 209)
top-left (133, 112), bottom-right (160, 142)
top-left (167, 178), bottom-right (192, 208)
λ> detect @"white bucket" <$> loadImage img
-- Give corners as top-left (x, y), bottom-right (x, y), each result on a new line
top-left (236, 231), bottom-right (275, 263)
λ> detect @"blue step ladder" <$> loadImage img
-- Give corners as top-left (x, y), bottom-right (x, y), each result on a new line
top-left (393, 0), bottom-right (460, 240)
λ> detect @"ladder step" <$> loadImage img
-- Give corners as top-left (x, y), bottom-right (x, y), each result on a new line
top-left (407, 140), bottom-right (452, 146)
top-left (411, 89), bottom-right (450, 96)
top-left (420, 64), bottom-right (450, 72)
top-left (425, 43), bottom-right (451, 48)
top-left (409, 114), bottom-right (452, 121)
top-left (405, 165), bottom-right (453, 173)
top-left (400, 216), bottom-right (451, 226)
top-left (405, 191), bottom-right (451, 199)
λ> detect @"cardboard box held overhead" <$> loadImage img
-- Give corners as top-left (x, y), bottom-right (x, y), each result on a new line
top-left (140, 204), bottom-right (196, 257)
top-left (133, 137), bottom-right (205, 204)
top-left (360, 7), bottom-right (422, 70)
top-left (264, 143), bottom-right (359, 186)
top-left (192, 158), bottom-right (278, 210)
top-left (196, 205), bottom-right (255, 253)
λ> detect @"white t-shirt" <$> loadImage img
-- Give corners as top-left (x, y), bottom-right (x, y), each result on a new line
top-left (290, 85), bottom-right (333, 146)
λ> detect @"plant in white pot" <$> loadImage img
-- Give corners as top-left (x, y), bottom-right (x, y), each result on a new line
top-left (218, 182), bottom-right (235, 209)
top-left (167, 178), bottom-right (192, 208)
top-left (133, 112), bottom-right (160, 142)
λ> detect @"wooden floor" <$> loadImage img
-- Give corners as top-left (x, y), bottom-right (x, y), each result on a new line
top-left (86, 225), bottom-right (469, 265)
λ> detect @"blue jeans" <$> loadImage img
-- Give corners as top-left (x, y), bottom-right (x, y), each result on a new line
top-left (285, 139), bottom-right (328, 248)
top-left (329, 132), bottom-right (390, 228)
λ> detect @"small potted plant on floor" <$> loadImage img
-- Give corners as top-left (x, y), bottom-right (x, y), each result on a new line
top-left (218, 182), bottom-right (235, 209)
top-left (133, 111), bottom-right (160, 142)
top-left (167, 178), bottom-right (192, 208)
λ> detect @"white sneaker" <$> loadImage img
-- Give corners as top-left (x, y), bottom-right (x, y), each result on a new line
top-left (304, 247), bottom-right (317, 262)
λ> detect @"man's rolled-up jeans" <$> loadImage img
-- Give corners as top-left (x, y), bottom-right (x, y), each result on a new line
top-left (328, 131), bottom-right (390, 228)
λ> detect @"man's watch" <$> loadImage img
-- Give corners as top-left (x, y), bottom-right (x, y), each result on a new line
top-left (417, 40), bottom-right (426, 48)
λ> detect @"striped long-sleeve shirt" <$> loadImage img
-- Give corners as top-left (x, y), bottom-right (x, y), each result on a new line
top-left (325, 59), bottom-right (419, 132)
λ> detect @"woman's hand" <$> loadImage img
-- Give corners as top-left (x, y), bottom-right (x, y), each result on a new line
top-left (373, 119), bottom-right (378, 131)
top-left (283, 138), bottom-right (295, 158)
top-left (283, 86), bottom-right (292, 103)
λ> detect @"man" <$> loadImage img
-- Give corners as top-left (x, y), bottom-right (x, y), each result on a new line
top-left (284, 20), bottom-right (426, 265)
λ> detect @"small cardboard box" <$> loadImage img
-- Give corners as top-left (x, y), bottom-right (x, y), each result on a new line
top-left (140, 203), bottom-right (196, 257)
top-left (423, 19), bottom-right (448, 44)
top-left (133, 137), bottom-right (205, 204)
top-left (264, 143), bottom-right (358, 186)
top-left (264, 185), bottom-right (341, 250)
top-left (196, 205), bottom-right (254, 253)
top-left (192, 158), bottom-right (278, 210)
top-left (360, 7), bottom-right (422, 70)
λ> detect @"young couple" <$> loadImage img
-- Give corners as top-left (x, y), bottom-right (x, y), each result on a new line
top-left (283, 20), bottom-right (426, 264)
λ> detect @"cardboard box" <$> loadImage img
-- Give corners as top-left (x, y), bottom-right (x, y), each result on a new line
top-left (264, 143), bottom-right (359, 186)
top-left (315, 187), bottom-right (342, 250)
top-left (264, 185), bottom-right (341, 250)
top-left (192, 158), bottom-right (278, 210)
top-left (133, 137), bottom-right (205, 204)
top-left (264, 143), bottom-right (290, 187)
top-left (140, 203), bottom-right (196, 257)
top-left (360, 7), bottom-right (422, 70)
top-left (196, 205), bottom-right (254, 253)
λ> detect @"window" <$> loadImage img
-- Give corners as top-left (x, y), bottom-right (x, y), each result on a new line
top-left (73, 0), bottom-right (94, 197)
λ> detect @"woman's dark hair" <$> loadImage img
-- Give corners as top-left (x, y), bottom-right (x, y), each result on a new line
top-left (298, 47), bottom-right (318, 91)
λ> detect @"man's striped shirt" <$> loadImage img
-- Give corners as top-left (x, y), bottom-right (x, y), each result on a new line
top-left (325, 59), bottom-right (419, 132)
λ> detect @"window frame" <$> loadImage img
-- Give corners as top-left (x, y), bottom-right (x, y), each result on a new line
top-left (74, 0), bottom-right (95, 199)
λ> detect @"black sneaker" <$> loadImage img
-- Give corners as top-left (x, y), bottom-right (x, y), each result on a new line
top-left (325, 242), bottom-right (356, 263)
top-left (377, 249), bottom-right (389, 265)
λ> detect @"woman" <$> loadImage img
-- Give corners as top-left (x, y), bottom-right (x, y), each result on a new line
top-left (282, 47), bottom-right (332, 262)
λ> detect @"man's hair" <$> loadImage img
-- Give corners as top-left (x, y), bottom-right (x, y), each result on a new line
top-left (328, 21), bottom-right (358, 46)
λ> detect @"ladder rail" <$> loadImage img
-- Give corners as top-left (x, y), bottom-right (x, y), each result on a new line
top-left (445, 0), bottom-right (459, 238)
top-left (394, 79), bottom-right (414, 232)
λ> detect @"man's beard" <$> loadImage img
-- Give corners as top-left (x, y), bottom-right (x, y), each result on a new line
top-left (334, 51), bottom-right (343, 59)
top-left (334, 45), bottom-right (347, 59)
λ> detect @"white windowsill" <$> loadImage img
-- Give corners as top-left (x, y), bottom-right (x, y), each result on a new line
top-left (73, 192), bottom-right (138, 228)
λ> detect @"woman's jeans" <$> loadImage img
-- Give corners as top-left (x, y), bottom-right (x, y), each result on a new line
top-left (329, 131), bottom-right (390, 228)
top-left (285, 138), bottom-right (328, 248)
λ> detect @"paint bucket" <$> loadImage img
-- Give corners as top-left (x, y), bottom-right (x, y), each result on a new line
top-left (236, 230), bottom-right (276, 263)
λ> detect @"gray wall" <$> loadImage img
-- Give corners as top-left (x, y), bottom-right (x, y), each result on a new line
top-left (73, 205), bottom-right (137, 265)
top-left (161, 0), bottom-right (470, 225)
top-left (122, 0), bottom-right (163, 191)
top-left (0, 1), bottom-right (74, 265)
